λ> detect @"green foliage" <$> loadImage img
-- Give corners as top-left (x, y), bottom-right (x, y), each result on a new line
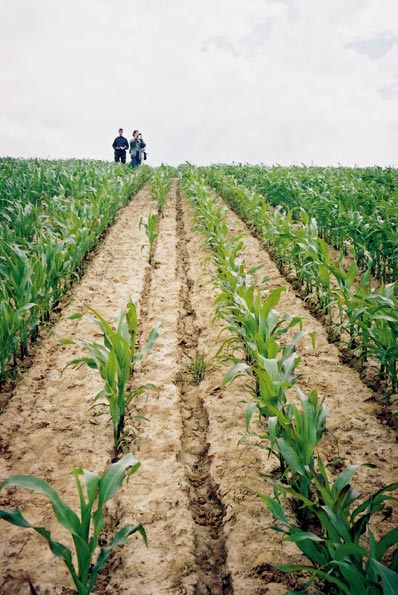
top-left (186, 350), bottom-right (211, 384)
top-left (0, 454), bottom-right (146, 595)
top-left (204, 165), bottom-right (398, 401)
top-left (260, 459), bottom-right (398, 595)
top-left (139, 212), bottom-right (158, 264)
top-left (62, 300), bottom-right (160, 454)
top-left (180, 164), bottom-right (398, 595)
top-left (218, 163), bottom-right (398, 282)
top-left (0, 158), bottom-right (150, 383)
top-left (149, 166), bottom-right (174, 215)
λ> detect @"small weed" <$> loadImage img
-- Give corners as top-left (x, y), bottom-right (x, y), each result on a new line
top-left (186, 350), bottom-right (211, 385)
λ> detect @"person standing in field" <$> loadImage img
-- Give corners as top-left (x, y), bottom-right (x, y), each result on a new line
top-left (112, 128), bottom-right (129, 163)
top-left (130, 130), bottom-right (146, 167)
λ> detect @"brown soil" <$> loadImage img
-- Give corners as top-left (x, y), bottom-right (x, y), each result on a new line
top-left (0, 182), bottom-right (397, 595)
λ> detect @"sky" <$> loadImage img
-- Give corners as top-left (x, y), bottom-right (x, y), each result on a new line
top-left (0, 0), bottom-right (397, 166)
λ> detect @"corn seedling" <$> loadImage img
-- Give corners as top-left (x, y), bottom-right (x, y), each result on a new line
top-left (139, 212), bottom-right (158, 264)
top-left (0, 454), bottom-right (146, 595)
top-left (260, 458), bottom-right (398, 595)
top-left (62, 300), bottom-right (160, 455)
top-left (149, 166), bottom-right (173, 215)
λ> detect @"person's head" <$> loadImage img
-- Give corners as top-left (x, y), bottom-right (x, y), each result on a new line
top-left (132, 129), bottom-right (139, 138)
top-left (118, 128), bottom-right (123, 136)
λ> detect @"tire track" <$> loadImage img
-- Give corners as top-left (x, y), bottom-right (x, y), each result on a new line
top-left (176, 185), bottom-right (233, 595)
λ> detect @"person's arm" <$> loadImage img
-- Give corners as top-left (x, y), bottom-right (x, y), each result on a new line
top-left (112, 138), bottom-right (117, 149)
top-left (140, 139), bottom-right (146, 149)
top-left (123, 137), bottom-right (129, 150)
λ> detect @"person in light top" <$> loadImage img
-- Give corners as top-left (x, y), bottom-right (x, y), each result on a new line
top-left (130, 130), bottom-right (146, 167)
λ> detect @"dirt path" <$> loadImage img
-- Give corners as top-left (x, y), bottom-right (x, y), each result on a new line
top-left (0, 180), bottom-right (397, 595)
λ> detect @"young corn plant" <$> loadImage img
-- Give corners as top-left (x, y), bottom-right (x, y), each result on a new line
top-left (260, 458), bottom-right (398, 595)
top-left (261, 388), bottom-right (328, 528)
top-left (139, 213), bottom-right (158, 264)
top-left (0, 453), bottom-right (146, 595)
top-left (149, 167), bottom-right (172, 216)
top-left (355, 285), bottom-right (398, 393)
top-left (62, 300), bottom-right (160, 456)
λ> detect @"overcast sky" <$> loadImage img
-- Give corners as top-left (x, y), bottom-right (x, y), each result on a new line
top-left (0, 0), bottom-right (397, 166)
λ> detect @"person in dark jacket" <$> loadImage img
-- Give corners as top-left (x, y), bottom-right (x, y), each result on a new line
top-left (130, 130), bottom-right (146, 167)
top-left (112, 128), bottom-right (129, 163)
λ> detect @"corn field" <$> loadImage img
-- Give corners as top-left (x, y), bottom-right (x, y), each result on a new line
top-left (0, 158), bottom-right (397, 595)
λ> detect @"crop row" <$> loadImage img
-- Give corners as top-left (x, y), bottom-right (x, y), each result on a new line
top-left (180, 165), bottom-right (398, 595)
top-left (0, 158), bottom-right (151, 383)
top-left (202, 166), bottom-right (398, 403)
top-left (218, 164), bottom-right (398, 282)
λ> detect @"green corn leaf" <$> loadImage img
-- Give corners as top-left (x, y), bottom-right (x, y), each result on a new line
top-left (222, 362), bottom-right (250, 385)
top-left (268, 416), bottom-right (278, 451)
top-left (97, 453), bottom-right (140, 508)
top-left (262, 286), bottom-right (286, 319)
top-left (88, 524), bottom-right (146, 592)
top-left (331, 561), bottom-right (369, 595)
top-left (245, 401), bottom-right (257, 430)
top-left (352, 483), bottom-right (398, 519)
top-left (134, 322), bottom-right (161, 365)
top-left (0, 508), bottom-right (80, 584)
top-left (276, 437), bottom-right (306, 476)
top-left (76, 468), bottom-right (100, 511)
top-left (67, 312), bottom-right (84, 320)
top-left (332, 465), bottom-right (360, 497)
top-left (67, 357), bottom-right (99, 370)
top-left (268, 482), bottom-right (314, 508)
top-left (287, 528), bottom-right (330, 566)
top-left (257, 492), bottom-right (288, 524)
top-left (375, 527), bottom-right (398, 561)
top-left (320, 505), bottom-right (351, 541)
top-left (368, 559), bottom-right (398, 595)
top-left (287, 531), bottom-right (323, 544)
top-left (105, 348), bottom-right (118, 391)
top-left (0, 475), bottom-right (80, 534)
top-left (333, 542), bottom-right (369, 560)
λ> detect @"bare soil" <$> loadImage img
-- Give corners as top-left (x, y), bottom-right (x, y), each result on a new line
top-left (0, 181), bottom-right (397, 595)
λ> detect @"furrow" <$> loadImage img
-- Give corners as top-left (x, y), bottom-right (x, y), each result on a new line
top-left (175, 184), bottom-right (233, 595)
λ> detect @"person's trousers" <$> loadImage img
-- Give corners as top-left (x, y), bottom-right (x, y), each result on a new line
top-left (130, 154), bottom-right (139, 167)
top-left (114, 149), bottom-right (127, 163)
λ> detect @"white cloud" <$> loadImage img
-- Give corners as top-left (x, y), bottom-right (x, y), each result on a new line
top-left (0, 0), bottom-right (397, 166)
top-left (347, 33), bottom-right (398, 60)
